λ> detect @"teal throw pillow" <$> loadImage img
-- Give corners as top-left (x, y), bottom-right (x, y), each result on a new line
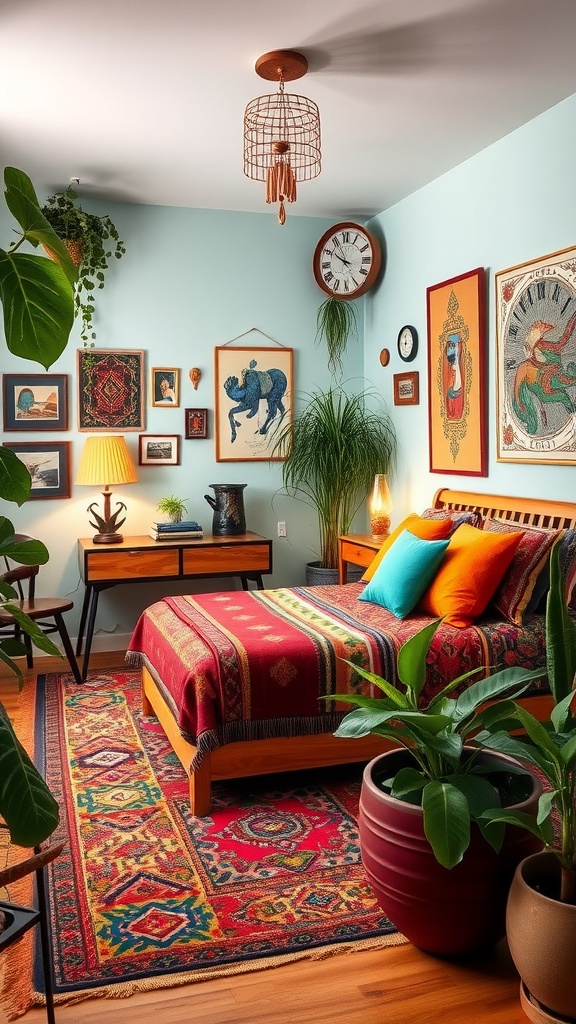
top-left (359, 529), bottom-right (449, 618)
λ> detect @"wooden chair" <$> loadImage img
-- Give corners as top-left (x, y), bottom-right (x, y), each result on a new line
top-left (0, 535), bottom-right (82, 685)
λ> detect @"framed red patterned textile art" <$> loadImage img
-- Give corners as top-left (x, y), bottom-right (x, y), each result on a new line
top-left (427, 267), bottom-right (487, 476)
top-left (77, 349), bottom-right (145, 431)
top-left (495, 245), bottom-right (576, 465)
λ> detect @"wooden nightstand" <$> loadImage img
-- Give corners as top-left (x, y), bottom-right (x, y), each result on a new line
top-left (337, 534), bottom-right (386, 585)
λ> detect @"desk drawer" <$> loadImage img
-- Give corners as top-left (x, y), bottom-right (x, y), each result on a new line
top-left (339, 540), bottom-right (377, 569)
top-left (182, 543), bottom-right (270, 576)
top-left (86, 548), bottom-right (180, 581)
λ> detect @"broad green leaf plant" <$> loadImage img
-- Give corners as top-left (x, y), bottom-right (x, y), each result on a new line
top-left (477, 540), bottom-right (576, 904)
top-left (0, 166), bottom-right (76, 849)
top-left (324, 619), bottom-right (543, 869)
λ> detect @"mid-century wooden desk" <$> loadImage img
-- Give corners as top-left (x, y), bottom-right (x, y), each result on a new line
top-left (76, 532), bottom-right (272, 681)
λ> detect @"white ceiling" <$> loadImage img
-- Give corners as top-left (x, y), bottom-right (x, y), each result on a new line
top-left (3, 0), bottom-right (576, 220)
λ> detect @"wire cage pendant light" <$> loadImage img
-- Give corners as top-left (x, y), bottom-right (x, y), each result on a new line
top-left (243, 50), bottom-right (321, 225)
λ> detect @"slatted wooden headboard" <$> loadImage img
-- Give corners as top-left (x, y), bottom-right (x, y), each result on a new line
top-left (432, 488), bottom-right (576, 532)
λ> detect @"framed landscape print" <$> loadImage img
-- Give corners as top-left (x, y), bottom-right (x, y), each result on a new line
top-left (214, 346), bottom-right (293, 462)
top-left (151, 367), bottom-right (180, 407)
top-left (2, 374), bottom-right (68, 431)
top-left (393, 371), bottom-right (419, 406)
top-left (185, 408), bottom-right (208, 438)
top-left (427, 267), bottom-right (487, 476)
top-left (3, 441), bottom-right (71, 499)
top-left (138, 434), bottom-right (181, 465)
top-left (77, 349), bottom-right (145, 431)
top-left (496, 245), bottom-right (576, 464)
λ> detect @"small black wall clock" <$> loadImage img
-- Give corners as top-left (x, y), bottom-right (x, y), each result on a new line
top-left (397, 325), bottom-right (418, 362)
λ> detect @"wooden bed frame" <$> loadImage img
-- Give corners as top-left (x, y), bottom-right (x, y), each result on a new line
top-left (140, 489), bottom-right (576, 816)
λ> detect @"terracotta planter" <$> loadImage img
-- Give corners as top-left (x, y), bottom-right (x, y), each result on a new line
top-left (507, 852), bottom-right (576, 1022)
top-left (359, 749), bottom-right (542, 956)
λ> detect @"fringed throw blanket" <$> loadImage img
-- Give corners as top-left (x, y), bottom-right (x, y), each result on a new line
top-left (126, 583), bottom-right (546, 765)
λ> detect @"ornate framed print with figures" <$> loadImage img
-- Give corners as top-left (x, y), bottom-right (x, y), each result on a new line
top-left (214, 346), bottom-right (293, 462)
top-left (427, 267), bottom-right (487, 476)
top-left (496, 246), bottom-right (576, 464)
top-left (185, 408), bottom-right (208, 439)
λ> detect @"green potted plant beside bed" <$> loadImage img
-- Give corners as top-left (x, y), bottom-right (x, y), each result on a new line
top-left (42, 184), bottom-right (125, 345)
top-left (272, 386), bottom-right (396, 584)
top-left (475, 540), bottom-right (576, 1023)
top-left (324, 617), bottom-right (544, 956)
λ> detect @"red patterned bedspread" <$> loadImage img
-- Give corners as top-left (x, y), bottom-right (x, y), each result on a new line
top-left (126, 583), bottom-right (546, 765)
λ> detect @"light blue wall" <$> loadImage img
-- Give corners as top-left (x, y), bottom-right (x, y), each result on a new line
top-left (365, 93), bottom-right (576, 522)
top-left (0, 203), bottom-right (369, 648)
top-left (2, 91), bottom-right (576, 649)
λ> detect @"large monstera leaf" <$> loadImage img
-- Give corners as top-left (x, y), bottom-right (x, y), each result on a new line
top-left (0, 167), bottom-right (77, 368)
top-left (0, 702), bottom-right (59, 847)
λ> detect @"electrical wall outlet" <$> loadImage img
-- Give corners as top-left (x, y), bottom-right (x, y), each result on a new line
top-left (277, 521), bottom-right (287, 537)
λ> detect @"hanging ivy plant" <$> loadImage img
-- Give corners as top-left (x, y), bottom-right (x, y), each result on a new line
top-left (42, 187), bottom-right (125, 346)
top-left (315, 296), bottom-right (359, 377)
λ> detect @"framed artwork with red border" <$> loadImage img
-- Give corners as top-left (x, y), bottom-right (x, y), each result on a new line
top-left (393, 371), bottom-right (419, 406)
top-left (426, 267), bottom-right (487, 476)
top-left (185, 408), bottom-right (208, 438)
top-left (77, 349), bottom-right (145, 431)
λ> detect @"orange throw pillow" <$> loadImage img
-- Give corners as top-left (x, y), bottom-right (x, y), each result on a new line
top-left (362, 514), bottom-right (453, 582)
top-left (418, 523), bottom-right (524, 628)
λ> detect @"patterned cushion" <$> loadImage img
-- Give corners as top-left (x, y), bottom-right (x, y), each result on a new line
top-left (421, 507), bottom-right (483, 530)
top-left (526, 528), bottom-right (576, 614)
top-left (418, 523), bottom-right (523, 628)
top-left (482, 518), bottom-right (561, 625)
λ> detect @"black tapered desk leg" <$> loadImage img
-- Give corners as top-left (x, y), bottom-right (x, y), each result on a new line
top-left (81, 586), bottom-right (100, 682)
top-left (76, 585), bottom-right (91, 656)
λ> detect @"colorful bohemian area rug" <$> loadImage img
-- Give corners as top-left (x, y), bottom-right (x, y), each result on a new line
top-left (2, 668), bottom-right (405, 1018)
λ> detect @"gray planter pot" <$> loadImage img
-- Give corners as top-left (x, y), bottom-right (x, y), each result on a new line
top-left (305, 561), bottom-right (364, 586)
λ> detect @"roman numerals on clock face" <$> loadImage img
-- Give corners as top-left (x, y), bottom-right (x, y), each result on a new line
top-left (313, 222), bottom-right (382, 299)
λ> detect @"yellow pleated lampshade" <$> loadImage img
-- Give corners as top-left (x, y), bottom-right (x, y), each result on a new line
top-left (76, 435), bottom-right (138, 486)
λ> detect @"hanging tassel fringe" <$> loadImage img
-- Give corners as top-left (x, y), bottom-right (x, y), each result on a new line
top-left (266, 161), bottom-right (297, 224)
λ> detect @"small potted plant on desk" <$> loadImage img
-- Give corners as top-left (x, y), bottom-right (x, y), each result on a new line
top-left (475, 540), bottom-right (576, 1023)
top-left (156, 495), bottom-right (188, 524)
top-left (324, 619), bottom-right (544, 956)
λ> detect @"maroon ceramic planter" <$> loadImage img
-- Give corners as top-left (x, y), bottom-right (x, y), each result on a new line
top-left (359, 749), bottom-right (542, 957)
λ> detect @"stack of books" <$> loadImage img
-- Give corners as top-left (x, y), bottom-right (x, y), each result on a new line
top-left (149, 520), bottom-right (204, 541)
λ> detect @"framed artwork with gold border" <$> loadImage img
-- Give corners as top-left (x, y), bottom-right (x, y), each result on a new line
top-left (495, 245), bottom-right (576, 465)
top-left (426, 267), bottom-right (487, 476)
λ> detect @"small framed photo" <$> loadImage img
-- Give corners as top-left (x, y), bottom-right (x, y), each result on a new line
top-left (151, 367), bottom-right (180, 407)
top-left (185, 408), bottom-right (208, 439)
top-left (3, 441), bottom-right (71, 499)
top-left (2, 374), bottom-right (68, 431)
top-left (393, 371), bottom-right (419, 406)
top-left (138, 434), bottom-right (181, 465)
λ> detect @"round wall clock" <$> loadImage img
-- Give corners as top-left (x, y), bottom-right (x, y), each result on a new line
top-left (398, 325), bottom-right (418, 362)
top-left (313, 222), bottom-right (382, 299)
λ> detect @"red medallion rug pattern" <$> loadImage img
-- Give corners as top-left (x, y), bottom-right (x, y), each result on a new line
top-left (12, 669), bottom-right (405, 1013)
